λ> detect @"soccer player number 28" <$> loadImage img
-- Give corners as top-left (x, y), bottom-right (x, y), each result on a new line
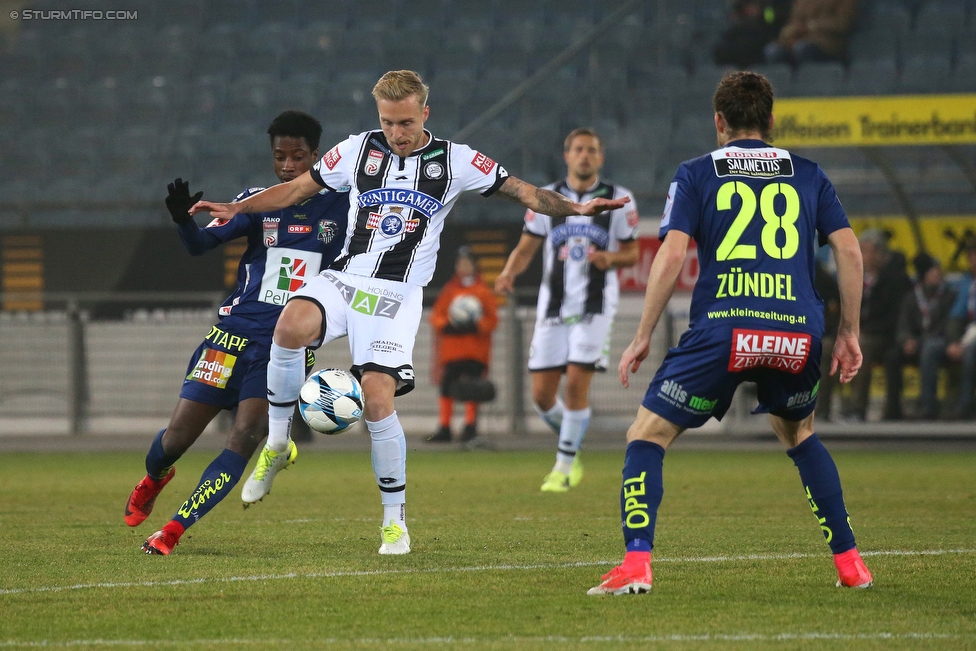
top-left (715, 181), bottom-right (800, 261)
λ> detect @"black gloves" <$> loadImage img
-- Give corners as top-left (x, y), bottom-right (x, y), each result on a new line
top-left (165, 178), bottom-right (203, 225)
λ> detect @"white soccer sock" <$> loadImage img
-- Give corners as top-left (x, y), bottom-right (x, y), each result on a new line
top-left (534, 397), bottom-right (565, 435)
top-left (555, 407), bottom-right (591, 473)
top-left (383, 503), bottom-right (406, 529)
top-left (266, 343), bottom-right (305, 453)
top-left (368, 411), bottom-right (407, 530)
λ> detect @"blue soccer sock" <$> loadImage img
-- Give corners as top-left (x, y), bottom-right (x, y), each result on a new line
top-left (171, 449), bottom-right (247, 531)
top-left (786, 434), bottom-right (856, 554)
top-left (145, 429), bottom-right (181, 480)
top-left (620, 440), bottom-right (666, 553)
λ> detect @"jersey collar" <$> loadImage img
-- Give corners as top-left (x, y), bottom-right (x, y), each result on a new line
top-left (375, 129), bottom-right (434, 158)
top-left (725, 139), bottom-right (770, 149)
top-left (561, 176), bottom-right (602, 201)
top-left (407, 130), bottom-right (435, 157)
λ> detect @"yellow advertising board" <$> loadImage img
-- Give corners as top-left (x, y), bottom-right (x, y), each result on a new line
top-left (772, 95), bottom-right (976, 147)
top-left (848, 216), bottom-right (976, 272)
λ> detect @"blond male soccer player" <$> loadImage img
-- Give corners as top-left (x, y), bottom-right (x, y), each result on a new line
top-left (588, 72), bottom-right (873, 595)
top-left (495, 128), bottom-right (639, 492)
top-left (191, 70), bottom-right (629, 555)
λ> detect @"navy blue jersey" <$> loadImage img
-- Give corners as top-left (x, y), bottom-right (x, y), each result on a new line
top-left (178, 186), bottom-right (349, 338)
top-left (660, 139), bottom-right (850, 337)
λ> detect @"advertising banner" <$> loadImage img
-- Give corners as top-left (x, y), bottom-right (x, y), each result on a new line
top-left (773, 95), bottom-right (976, 147)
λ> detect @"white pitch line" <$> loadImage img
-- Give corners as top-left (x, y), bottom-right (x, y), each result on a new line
top-left (1, 548), bottom-right (974, 597)
top-left (2, 633), bottom-right (975, 647)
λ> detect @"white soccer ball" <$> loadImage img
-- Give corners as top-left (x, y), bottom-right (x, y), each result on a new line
top-left (299, 369), bottom-right (364, 434)
top-left (448, 294), bottom-right (483, 327)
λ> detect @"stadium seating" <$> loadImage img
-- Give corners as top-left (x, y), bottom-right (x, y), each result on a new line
top-left (3, 0), bottom-right (976, 226)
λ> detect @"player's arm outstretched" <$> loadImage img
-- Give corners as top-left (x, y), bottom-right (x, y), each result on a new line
top-left (189, 171), bottom-right (323, 219)
top-left (618, 230), bottom-right (690, 388)
top-left (495, 176), bottom-right (629, 217)
top-left (827, 227), bottom-right (864, 384)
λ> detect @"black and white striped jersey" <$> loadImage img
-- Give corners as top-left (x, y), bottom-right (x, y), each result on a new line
top-left (309, 129), bottom-right (509, 286)
top-left (523, 179), bottom-right (639, 320)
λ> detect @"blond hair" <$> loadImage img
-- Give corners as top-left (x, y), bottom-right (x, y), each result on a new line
top-left (372, 70), bottom-right (430, 106)
top-left (564, 127), bottom-right (602, 152)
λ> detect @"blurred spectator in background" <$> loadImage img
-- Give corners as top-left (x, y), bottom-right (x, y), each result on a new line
top-left (815, 258), bottom-right (840, 420)
top-left (848, 228), bottom-right (911, 421)
top-left (428, 247), bottom-right (499, 443)
top-left (714, 0), bottom-right (792, 68)
top-left (947, 238), bottom-right (976, 419)
top-left (764, 0), bottom-right (857, 65)
top-left (893, 254), bottom-right (957, 420)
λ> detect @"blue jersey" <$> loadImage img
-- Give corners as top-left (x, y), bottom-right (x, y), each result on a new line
top-left (177, 186), bottom-right (349, 339)
top-left (660, 139), bottom-right (850, 337)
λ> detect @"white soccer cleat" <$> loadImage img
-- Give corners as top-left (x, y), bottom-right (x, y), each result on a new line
top-left (378, 520), bottom-right (411, 555)
top-left (241, 440), bottom-right (297, 504)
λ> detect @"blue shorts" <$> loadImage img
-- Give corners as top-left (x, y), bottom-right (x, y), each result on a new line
top-left (179, 324), bottom-right (313, 410)
top-left (642, 324), bottom-right (822, 429)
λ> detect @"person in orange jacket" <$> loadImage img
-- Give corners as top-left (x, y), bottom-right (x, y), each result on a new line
top-left (428, 246), bottom-right (499, 442)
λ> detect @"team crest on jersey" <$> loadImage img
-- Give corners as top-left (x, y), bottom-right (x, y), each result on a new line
top-left (424, 162), bottom-right (444, 179)
top-left (471, 152), bottom-right (496, 175)
top-left (317, 219), bottom-right (339, 243)
top-left (365, 149), bottom-right (384, 176)
top-left (263, 217), bottom-right (280, 247)
top-left (367, 206), bottom-right (419, 237)
top-left (558, 244), bottom-right (590, 261)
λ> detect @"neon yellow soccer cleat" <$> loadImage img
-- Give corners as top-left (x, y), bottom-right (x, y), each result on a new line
top-left (241, 440), bottom-right (297, 504)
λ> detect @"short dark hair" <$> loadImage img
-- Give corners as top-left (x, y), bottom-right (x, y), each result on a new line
top-left (267, 110), bottom-right (323, 152)
top-left (564, 127), bottom-right (602, 152)
top-left (713, 71), bottom-right (774, 141)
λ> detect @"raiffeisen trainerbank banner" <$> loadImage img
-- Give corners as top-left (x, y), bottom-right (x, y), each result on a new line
top-left (772, 95), bottom-right (976, 147)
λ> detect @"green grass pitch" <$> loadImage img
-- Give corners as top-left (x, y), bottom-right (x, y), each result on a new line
top-left (1, 447), bottom-right (974, 650)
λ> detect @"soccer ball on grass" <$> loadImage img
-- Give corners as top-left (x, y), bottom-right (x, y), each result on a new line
top-left (299, 369), bottom-right (364, 434)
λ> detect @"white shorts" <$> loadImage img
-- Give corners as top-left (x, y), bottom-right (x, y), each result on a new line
top-left (527, 313), bottom-right (614, 373)
top-left (290, 270), bottom-right (422, 395)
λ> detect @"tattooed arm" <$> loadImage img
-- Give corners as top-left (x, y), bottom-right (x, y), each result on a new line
top-left (495, 176), bottom-right (630, 217)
